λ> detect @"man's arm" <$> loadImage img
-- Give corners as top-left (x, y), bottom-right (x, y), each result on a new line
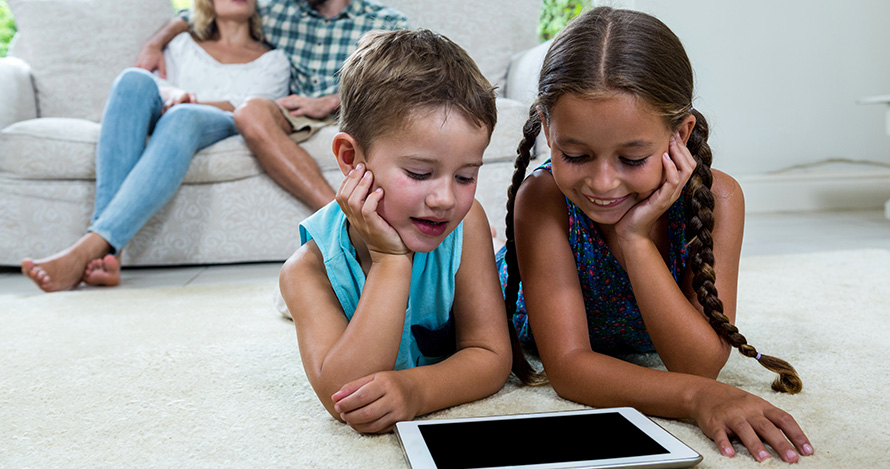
top-left (275, 93), bottom-right (340, 119)
top-left (135, 17), bottom-right (189, 79)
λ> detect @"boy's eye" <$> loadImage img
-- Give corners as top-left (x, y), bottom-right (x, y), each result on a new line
top-left (405, 170), bottom-right (430, 180)
top-left (456, 174), bottom-right (476, 185)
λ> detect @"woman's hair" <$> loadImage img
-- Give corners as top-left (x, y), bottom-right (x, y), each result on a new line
top-left (339, 29), bottom-right (497, 153)
top-left (190, 0), bottom-right (264, 43)
top-left (503, 7), bottom-right (802, 393)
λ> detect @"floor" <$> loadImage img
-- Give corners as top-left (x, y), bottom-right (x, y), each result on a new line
top-left (2, 210), bottom-right (889, 295)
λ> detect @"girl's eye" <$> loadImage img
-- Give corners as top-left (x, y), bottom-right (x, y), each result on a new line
top-left (456, 175), bottom-right (476, 185)
top-left (559, 151), bottom-right (588, 163)
top-left (405, 170), bottom-right (430, 180)
top-left (620, 156), bottom-right (649, 167)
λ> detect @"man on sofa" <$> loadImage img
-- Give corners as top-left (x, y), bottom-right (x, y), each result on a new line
top-left (136, 0), bottom-right (408, 211)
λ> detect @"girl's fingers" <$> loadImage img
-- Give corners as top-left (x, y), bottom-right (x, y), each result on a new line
top-left (767, 408), bottom-right (814, 458)
top-left (710, 428), bottom-right (736, 458)
top-left (728, 420), bottom-right (772, 463)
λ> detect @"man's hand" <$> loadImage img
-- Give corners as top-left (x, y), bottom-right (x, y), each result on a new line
top-left (275, 94), bottom-right (339, 119)
top-left (135, 44), bottom-right (167, 79)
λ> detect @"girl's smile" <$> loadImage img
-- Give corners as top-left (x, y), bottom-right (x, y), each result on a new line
top-left (544, 93), bottom-right (671, 226)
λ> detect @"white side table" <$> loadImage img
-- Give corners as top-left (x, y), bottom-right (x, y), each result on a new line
top-left (857, 94), bottom-right (890, 219)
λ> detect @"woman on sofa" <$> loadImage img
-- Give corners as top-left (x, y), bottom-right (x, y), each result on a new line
top-left (21, 0), bottom-right (290, 292)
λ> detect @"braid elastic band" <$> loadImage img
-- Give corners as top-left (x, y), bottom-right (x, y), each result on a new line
top-left (755, 352), bottom-right (762, 361)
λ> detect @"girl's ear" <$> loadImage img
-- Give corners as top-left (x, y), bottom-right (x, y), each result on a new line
top-left (678, 114), bottom-right (697, 145)
top-left (332, 132), bottom-right (365, 176)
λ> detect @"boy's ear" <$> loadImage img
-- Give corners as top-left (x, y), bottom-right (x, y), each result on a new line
top-left (678, 114), bottom-right (696, 145)
top-left (332, 132), bottom-right (364, 176)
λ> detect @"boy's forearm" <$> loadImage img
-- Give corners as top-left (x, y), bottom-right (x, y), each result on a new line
top-left (406, 345), bottom-right (511, 417)
top-left (316, 256), bottom-right (412, 389)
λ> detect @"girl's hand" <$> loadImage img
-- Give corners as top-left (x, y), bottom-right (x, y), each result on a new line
top-left (161, 91), bottom-right (197, 115)
top-left (336, 164), bottom-right (410, 260)
top-left (691, 382), bottom-right (814, 463)
top-left (615, 133), bottom-right (696, 243)
top-left (331, 371), bottom-right (418, 434)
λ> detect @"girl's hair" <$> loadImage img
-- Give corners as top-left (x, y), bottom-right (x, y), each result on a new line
top-left (503, 7), bottom-right (802, 394)
top-left (191, 0), bottom-right (264, 43)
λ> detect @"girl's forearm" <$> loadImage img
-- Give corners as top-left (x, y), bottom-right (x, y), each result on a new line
top-left (620, 239), bottom-right (729, 376)
top-left (545, 347), bottom-right (707, 419)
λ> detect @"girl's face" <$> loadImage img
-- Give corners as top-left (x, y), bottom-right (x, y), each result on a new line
top-left (361, 107), bottom-right (490, 253)
top-left (543, 93), bottom-right (674, 226)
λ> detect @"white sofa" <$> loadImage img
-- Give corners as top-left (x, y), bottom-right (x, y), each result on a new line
top-left (0, 0), bottom-right (547, 266)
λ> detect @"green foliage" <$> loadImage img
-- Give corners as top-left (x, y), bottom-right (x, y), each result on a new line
top-left (0, 0), bottom-right (16, 57)
top-left (171, 0), bottom-right (190, 11)
top-left (538, 0), bottom-right (591, 42)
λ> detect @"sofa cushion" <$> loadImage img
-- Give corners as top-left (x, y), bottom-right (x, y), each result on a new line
top-left (8, 0), bottom-right (173, 122)
top-left (0, 119), bottom-right (264, 183)
top-left (383, 0), bottom-right (540, 90)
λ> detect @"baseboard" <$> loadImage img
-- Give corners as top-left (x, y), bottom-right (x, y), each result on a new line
top-left (736, 169), bottom-right (890, 213)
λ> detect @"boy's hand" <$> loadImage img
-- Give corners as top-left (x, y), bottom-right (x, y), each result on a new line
top-left (331, 371), bottom-right (418, 434)
top-left (615, 133), bottom-right (695, 244)
top-left (690, 381), bottom-right (814, 463)
top-left (136, 44), bottom-right (167, 79)
top-left (336, 164), bottom-right (410, 260)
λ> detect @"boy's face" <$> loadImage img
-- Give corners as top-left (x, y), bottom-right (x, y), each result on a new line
top-left (362, 107), bottom-right (490, 253)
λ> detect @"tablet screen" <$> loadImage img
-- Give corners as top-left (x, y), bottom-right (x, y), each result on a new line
top-left (417, 411), bottom-right (668, 468)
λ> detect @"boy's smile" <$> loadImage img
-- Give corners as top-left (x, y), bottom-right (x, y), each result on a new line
top-left (362, 106), bottom-right (489, 253)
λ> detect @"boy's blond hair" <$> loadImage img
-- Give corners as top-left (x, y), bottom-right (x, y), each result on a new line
top-left (339, 29), bottom-right (497, 152)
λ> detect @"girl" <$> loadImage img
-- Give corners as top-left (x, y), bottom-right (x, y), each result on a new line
top-left (499, 7), bottom-right (814, 463)
top-left (22, 0), bottom-right (289, 292)
top-left (279, 29), bottom-right (515, 434)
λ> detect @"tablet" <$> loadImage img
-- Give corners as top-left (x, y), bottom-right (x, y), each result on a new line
top-left (394, 407), bottom-right (702, 469)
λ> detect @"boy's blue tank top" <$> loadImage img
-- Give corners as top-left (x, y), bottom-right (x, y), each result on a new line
top-left (497, 161), bottom-right (688, 355)
top-left (299, 202), bottom-right (462, 370)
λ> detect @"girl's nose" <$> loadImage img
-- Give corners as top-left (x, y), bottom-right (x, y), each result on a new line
top-left (589, 160), bottom-right (620, 194)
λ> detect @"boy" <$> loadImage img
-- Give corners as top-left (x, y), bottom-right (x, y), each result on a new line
top-left (279, 29), bottom-right (513, 434)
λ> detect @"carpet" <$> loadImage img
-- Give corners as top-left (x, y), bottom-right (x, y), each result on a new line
top-left (2, 250), bottom-right (889, 468)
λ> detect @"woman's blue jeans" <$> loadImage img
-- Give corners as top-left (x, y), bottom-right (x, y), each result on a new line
top-left (90, 68), bottom-right (237, 253)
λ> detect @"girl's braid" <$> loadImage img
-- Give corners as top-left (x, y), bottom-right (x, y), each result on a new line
top-left (685, 109), bottom-right (802, 394)
top-left (503, 106), bottom-right (545, 385)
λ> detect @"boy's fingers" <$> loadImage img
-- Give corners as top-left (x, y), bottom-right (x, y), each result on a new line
top-left (332, 374), bottom-right (375, 405)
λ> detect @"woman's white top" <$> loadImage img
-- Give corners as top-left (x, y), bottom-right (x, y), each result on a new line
top-left (156, 32), bottom-right (291, 109)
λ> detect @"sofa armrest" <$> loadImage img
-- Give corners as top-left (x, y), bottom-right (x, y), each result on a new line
top-left (503, 39), bottom-right (552, 108)
top-left (0, 57), bottom-right (38, 130)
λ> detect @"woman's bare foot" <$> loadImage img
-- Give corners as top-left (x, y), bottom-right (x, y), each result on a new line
top-left (21, 233), bottom-right (112, 293)
top-left (82, 254), bottom-right (121, 287)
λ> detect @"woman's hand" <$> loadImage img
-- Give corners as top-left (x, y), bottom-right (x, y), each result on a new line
top-left (161, 91), bottom-right (197, 115)
top-left (336, 164), bottom-right (410, 261)
top-left (331, 371), bottom-right (418, 434)
top-left (690, 382), bottom-right (814, 463)
top-left (615, 133), bottom-right (696, 243)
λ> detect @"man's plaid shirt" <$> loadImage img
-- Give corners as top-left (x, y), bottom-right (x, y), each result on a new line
top-left (260, 0), bottom-right (407, 97)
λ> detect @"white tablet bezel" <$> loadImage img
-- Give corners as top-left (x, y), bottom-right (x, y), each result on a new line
top-left (394, 407), bottom-right (702, 469)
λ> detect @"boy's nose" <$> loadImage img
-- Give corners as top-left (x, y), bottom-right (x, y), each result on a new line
top-left (426, 180), bottom-right (456, 210)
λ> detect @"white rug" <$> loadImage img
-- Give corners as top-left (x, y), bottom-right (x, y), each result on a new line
top-left (2, 250), bottom-right (889, 468)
